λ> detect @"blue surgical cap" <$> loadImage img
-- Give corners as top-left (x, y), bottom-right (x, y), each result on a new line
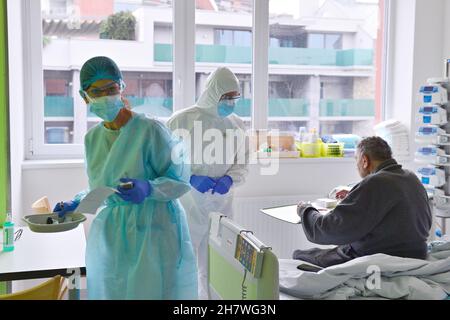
top-left (80, 56), bottom-right (124, 91)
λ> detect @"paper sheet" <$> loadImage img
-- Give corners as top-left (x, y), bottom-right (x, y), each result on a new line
top-left (260, 203), bottom-right (330, 224)
top-left (75, 187), bottom-right (118, 215)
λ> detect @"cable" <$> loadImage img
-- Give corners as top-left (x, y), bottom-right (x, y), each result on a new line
top-left (241, 269), bottom-right (248, 300)
top-left (14, 229), bottom-right (23, 241)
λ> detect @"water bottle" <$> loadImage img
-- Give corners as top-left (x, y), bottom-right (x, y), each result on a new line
top-left (298, 127), bottom-right (307, 143)
top-left (310, 128), bottom-right (320, 143)
top-left (2, 213), bottom-right (14, 252)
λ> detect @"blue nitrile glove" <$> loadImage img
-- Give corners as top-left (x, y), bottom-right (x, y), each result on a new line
top-left (53, 200), bottom-right (80, 218)
top-left (116, 178), bottom-right (152, 204)
top-left (212, 175), bottom-right (233, 195)
top-left (190, 175), bottom-right (216, 193)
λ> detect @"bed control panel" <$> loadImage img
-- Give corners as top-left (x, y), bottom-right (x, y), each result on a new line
top-left (234, 233), bottom-right (264, 278)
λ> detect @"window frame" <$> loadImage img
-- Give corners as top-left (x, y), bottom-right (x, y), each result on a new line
top-left (307, 32), bottom-right (343, 50)
top-left (17, 0), bottom-right (390, 160)
top-left (20, 0), bottom-right (186, 159)
top-left (214, 28), bottom-right (253, 46)
top-left (263, 0), bottom-right (390, 134)
top-left (25, 0), bottom-right (84, 158)
top-left (380, 0), bottom-right (392, 122)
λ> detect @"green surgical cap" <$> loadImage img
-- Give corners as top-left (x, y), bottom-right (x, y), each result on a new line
top-left (80, 56), bottom-right (124, 91)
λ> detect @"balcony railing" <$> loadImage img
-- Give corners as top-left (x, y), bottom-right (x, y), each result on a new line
top-left (319, 99), bottom-right (375, 117)
top-left (234, 98), bottom-right (310, 117)
top-left (127, 97), bottom-right (173, 117)
top-left (87, 97), bottom-right (173, 118)
top-left (45, 96), bottom-right (374, 119)
top-left (154, 43), bottom-right (374, 66)
top-left (44, 96), bottom-right (74, 117)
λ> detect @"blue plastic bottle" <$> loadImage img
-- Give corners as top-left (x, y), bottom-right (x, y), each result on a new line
top-left (2, 213), bottom-right (14, 252)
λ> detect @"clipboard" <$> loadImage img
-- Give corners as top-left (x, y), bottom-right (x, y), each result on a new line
top-left (260, 203), bottom-right (331, 224)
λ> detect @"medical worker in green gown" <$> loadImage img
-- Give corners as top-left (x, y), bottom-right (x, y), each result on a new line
top-left (54, 56), bottom-right (198, 300)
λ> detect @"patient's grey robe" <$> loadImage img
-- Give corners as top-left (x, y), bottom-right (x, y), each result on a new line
top-left (294, 159), bottom-right (432, 268)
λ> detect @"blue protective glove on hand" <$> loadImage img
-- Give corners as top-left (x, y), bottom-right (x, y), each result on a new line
top-left (116, 178), bottom-right (152, 204)
top-left (53, 200), bottom-right (80, 218)
top-left (190, 175), bottom-right (217, 193)
top-left (212, 175), bottom-right (233, 195)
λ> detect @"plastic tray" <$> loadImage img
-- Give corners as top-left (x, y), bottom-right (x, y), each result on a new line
top-left (322, 143), bottom-right (344, 157)
top-left (22, 213), bottom-right (87, 233)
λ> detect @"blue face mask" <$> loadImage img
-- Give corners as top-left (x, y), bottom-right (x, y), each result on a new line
top-left (218, 100), bottom-right (236, 118)
top-left (88, 94), bottom-right (124, 122)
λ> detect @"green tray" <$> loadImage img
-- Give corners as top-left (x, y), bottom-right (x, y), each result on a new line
top-left (22, 213), bottom-right (87, 233)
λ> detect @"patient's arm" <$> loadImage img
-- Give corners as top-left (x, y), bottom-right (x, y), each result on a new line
top-left (301, 178), bottom-right (397, 246)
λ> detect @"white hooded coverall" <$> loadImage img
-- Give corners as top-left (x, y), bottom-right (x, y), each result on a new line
top-left (167, 67), bottom-right (249, 299)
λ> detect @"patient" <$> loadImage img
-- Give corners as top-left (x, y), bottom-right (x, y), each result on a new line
top-left (294, 137), bottom-right (432, 268)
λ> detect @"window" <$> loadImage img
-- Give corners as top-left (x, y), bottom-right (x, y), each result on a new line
top-left (42, 0), bottom-right (70, 17)
top-left (269, 25), bottom-right (308, 48)
top-left (20, 0), bottom-right (387, 159)
top-left (44, 71), bottom-right (74, 144)
top-left (196, 0), bottom-right (253, 130)
top-left (324, 34), bottom-right (342, 50)
top-left (268, 0), bottom-right (385, 138)
top-left (214, 29), bottom-right (252, 47)
top-left (38, 0), bottom-right (174, 154)
top-left (308, 33), bottom-right (343, 49)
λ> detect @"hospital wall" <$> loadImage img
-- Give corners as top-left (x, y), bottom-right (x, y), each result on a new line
top-left (19, 160), bottom-right (361, 217)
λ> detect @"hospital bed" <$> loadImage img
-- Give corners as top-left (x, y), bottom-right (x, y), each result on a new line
top-left (208, 213), bottom-right (301, 300)
top-left (207, 213), bottom-right (450, 300)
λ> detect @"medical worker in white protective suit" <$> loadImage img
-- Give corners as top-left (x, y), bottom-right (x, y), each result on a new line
top-left (167, 67), bottom-right (249, 299)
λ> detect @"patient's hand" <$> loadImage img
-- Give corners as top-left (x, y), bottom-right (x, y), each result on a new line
top-left (335, 190), bottom-right (349, 200)
top-left (297, 201), bottom-right (311, 217)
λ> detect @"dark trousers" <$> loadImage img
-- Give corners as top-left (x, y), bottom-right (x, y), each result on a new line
top-left (293, 245), bottom-right (359, 268)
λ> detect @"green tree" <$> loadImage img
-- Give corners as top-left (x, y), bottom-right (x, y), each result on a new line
top-left (100, 11), bottom-right (136, 41)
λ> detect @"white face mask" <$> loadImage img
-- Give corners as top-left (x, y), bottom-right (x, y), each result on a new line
top-left (87, 94), bottom-right (124, 122)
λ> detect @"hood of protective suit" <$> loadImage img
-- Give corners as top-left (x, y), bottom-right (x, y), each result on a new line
top-left (196, 67), bottom-right (240, 114)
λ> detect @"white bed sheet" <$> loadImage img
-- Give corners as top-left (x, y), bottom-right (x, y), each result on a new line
top-left (278, 241), bottom-right (450, 300)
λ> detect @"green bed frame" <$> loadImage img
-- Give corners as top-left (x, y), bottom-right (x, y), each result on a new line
top-left (208, 214), bottom-right (279, 300)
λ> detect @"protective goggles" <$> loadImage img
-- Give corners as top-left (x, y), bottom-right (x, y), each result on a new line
top-left (80, 80), bottom-right (125, 100)
top-left (219, 95), bottom-right (241, 105)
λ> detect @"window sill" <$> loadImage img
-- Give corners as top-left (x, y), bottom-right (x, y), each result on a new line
top-left (21, 157), bottom-right (356, 170)
top-left (255, 157), bottom-right (356, 164)
top-left (254, 154), bottom-right (412, 165)
top-left (22, 159), bottom-right (85, 170)
top-left (20, 155), bottom-right (412, 170)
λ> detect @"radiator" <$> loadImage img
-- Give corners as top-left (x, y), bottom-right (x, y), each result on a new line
top-left (232, 194), bottom-right (329, 259)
